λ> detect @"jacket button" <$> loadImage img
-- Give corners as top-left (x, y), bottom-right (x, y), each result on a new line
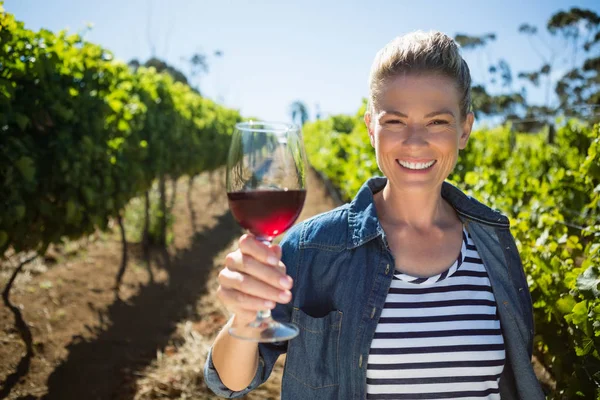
top-left (385, 264), bottom-right (390, 274)
top-left (359, 354), bottom-right (363, 368)
top-left (371, 307), bottom-right (376, 319)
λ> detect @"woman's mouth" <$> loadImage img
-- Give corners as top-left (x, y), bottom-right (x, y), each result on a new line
top-left (396, 159), bottom-right (437, 171)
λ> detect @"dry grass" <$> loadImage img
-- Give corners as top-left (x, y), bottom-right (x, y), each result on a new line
top-left (133, 320), bottom-right (216, 400)
top-left (130, 229), bottom-right (283, 400)
top-left (132, 301), bottom-right (284, 400)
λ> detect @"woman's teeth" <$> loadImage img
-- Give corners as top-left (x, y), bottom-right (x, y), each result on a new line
top-left (397, 160), bottom-right (436, 170)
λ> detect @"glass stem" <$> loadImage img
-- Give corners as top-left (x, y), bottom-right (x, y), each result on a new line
top-left (255, 236), bottom-right (274, 323)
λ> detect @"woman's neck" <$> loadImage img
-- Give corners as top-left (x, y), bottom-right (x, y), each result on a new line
top-left (373, 181), bottom-right (457, 233)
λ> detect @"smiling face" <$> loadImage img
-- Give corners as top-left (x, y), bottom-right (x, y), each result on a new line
top-left (365, 73), bottom-right (474, 192)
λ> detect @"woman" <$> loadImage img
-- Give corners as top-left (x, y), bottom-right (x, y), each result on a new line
top-left (204, 30), bottom-right (544, 400)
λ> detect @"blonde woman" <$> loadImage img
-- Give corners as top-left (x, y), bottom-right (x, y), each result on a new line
top-left (204, 31), bottom-right (544, 400)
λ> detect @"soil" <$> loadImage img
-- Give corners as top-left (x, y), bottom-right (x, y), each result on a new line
top-left (0, 167), bottom-right (340, 400)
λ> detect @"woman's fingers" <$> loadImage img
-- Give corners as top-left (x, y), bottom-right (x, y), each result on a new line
top-left (215, 234), bottom-right (294, 321)
top-left (218, 268), bottom-right (292, 304)
top-left (269, 243), bottom-right (287, 274)
top-left (225, 251), bottom-right (293, 291)
top-left (216, 286), bottom-right (277, 311)
top-left (238, 234), bottom-right (281, 268)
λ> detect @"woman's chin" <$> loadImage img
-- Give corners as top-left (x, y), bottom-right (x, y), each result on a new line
top-left (384, 171), bottom-right (445, 191)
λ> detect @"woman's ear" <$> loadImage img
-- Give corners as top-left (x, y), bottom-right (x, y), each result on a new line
top-left (459, 112), bottom-right (474, 150)
top-left (364, 112), bottom-right (375, 148)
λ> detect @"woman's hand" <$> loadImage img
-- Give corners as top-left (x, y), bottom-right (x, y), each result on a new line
top-left (217, 233), bottom-right (294, 327)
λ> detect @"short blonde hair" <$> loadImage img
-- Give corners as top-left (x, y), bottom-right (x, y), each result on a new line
top-left (368, 30), bottom-right (472, 120)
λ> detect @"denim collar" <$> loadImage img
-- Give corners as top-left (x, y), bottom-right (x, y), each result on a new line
top-left (347, 176), bottom-right (510, 249)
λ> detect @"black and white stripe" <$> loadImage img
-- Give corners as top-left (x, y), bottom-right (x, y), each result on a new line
top-left (366, 226), bottom-right (505, 399)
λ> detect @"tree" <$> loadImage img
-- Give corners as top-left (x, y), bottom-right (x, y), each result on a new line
top-left (455, 32), bottom-right (497, 85)
top-left (456, 33), bottom-right (527, 121)
top-left (516, 8), bottom-right (600, 120)
top-left (457, 7), bottom-right (600, 128)
top-left (128, 57), bottom-right (190, 86)
top-left (454, 32), bottom-right (496, 50)
top-left (546, 8), bottom-right (600, 118)
top-left (290, 101), bottom-right (309, 126)
top-left (129, 49), bottom-right (222, 95)
top-left (470, 85), bottom-right (526, 120)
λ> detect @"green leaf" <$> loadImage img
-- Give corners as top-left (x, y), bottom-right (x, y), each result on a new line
top-left (66, 201), bottom-right (76, 223)
top-left (82, 187), bottom-right (95, 205)
top-left (464, 171), bottom-right (479, 186)
top-left (14, 205), bottom-right (26, 220)
top-left (108, 99), bottom-right (123, 113)
top-left (557, 295), bottom-right (577, 315)
top-left (117, 119), bottom-right (129, 132)
top-left (15, 113), bottom-right (30, 130)
top-left (107, 137), bottom-right (125, 150)
top-left (0, 231), bottom-right (8, 248)
top-left (15, 156), bottom-right (35, 182)
top-left (569, 301), bottom-right (590, 326)
top-left (575, 337), bottom-right (594, 356)
top-left (577, 266), bottom-right (600, 298)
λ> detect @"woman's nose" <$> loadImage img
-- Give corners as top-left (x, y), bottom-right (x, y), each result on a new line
top-left (402, 125), bottom-right (429, 146)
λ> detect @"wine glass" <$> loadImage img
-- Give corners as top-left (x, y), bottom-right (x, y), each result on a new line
top-left (225, 121), bottom-right (307, 342)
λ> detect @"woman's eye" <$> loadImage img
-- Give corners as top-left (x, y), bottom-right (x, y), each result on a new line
top-left (386, 119), bottom-right (403, 125)
top-left (430, 120), bottom-right (448, 125)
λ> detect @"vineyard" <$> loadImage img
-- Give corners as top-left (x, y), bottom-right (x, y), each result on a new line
top-left (1, 4), bottom-right (600, 400)
top-left (0, 7), bottom-right (246, 399)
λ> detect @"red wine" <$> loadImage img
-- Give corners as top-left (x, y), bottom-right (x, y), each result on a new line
top-left (227, 190), bottom-right (306, 239)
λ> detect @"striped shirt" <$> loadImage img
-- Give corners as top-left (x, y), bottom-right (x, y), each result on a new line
top-left (366, 226), bottom-right (505, 399)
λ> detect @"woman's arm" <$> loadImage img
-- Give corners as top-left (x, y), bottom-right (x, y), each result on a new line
top-left (211, 316), bottom-right (260, 391)
top-left (206, 234), bottom-right (294, 392)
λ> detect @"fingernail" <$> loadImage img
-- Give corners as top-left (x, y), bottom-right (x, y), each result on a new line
top-left (279, 276), bottom-right (293, 289)
top-left (279, 291), bottom-right (291, 301)
top-left (267, 255), bottom-right (279, 267)
top-left (264, 300), bottom-right (275, 308)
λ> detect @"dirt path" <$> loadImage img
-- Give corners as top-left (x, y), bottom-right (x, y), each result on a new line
top-left (0, 167), bottom-right (340, 399)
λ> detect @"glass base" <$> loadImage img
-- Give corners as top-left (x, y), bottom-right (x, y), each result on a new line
top-left (228, 317), bottom-right (299, 343)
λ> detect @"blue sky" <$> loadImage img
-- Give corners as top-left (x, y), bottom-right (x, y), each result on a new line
top-left (6, 0), bottom-right (600, 124)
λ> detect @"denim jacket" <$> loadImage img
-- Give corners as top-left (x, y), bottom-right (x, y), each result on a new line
top-left (204, 177), bottom-right (545, 400)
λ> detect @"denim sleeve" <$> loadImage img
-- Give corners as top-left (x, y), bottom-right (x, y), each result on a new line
top-left (203, 344), bottom-right (266, 398)
top-left (507, 229), bottom-right (535, 358)
top-left (204, 341), bottom-right (287, 398)
top-left (203, 223), bottom-right (303, 397)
